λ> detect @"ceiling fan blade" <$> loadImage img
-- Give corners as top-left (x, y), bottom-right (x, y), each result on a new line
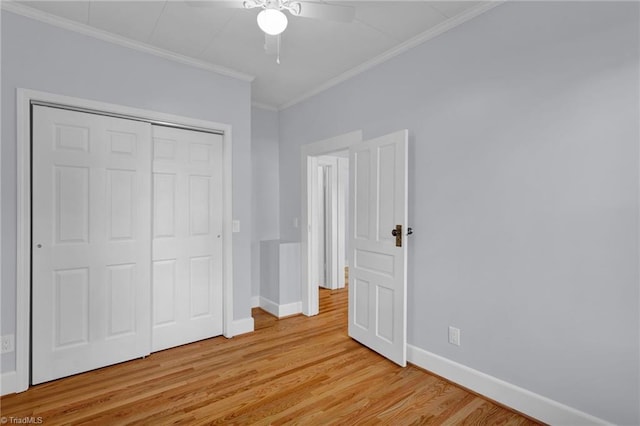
top-left (293, 2), bottom-right (355, 23)
top-left (184, 1), bottom-right (246, 8)
top-left (264, 34), bottom-right (279, 55)
top-left (243, 0), bottom-right (264, 9)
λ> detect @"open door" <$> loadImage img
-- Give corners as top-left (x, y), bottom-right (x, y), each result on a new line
top-left (348, 130), bottom-right (408, 367)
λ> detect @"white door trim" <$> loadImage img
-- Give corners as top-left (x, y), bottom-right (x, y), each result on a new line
top-left (15, 88), bottom-right (234, 393)
top-left (300, 131), bottom-right (362, 316)
top-left (314, 156), bottom-right (348, 290)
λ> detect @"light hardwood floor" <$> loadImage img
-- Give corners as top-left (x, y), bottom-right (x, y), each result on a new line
top-left (1, 287), bottom-right (542, 425)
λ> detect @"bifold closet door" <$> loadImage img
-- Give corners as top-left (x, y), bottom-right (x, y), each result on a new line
top-left (32, 106), bottom-right (152, 384)
top-left (151, 126), bottom-right (224, 352)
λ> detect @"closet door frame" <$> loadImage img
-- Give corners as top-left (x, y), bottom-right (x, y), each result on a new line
top-left (15, 88), bottom-right (235, 393)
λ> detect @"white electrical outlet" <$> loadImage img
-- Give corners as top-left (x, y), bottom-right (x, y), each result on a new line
top-left (1, 334), bottom-right (15, 354)
top-left (448, 326), bottom-right (461, 346)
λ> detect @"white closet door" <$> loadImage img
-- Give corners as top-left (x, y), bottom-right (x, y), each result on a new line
top-left (32, 106), bottom-right (152, 384)
top-left (152, 126), bottom-right (224, 352)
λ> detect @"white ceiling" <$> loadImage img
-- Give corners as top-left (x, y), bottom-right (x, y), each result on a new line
top-left (13, 1), bottom-right (494, 109)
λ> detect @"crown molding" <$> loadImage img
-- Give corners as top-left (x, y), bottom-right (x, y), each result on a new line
top-left (278, 1), bottom-right (504, 110)
top-left (251, 101), bottom-right (279, 112)
top-left (1, 1), bottom-right (255, 83)
top-left (2, 0), bottom-right (504, 110)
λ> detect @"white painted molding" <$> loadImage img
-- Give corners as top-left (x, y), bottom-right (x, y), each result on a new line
top-left (259, 297), bottom-right (302, 318)
top-left (251, 102), bottom-right (279, 112)
top-left (15, 89), bottom-right (32, 394)
top-left (2, 0), bottom-right (502, 111)
top-left (301, 131), bottom-right (362, 317)
top-left (407, 345), bottom-right (611, 426)
top-left (251, 296), bottom-right (260, 308)
top-left (259, 297), bottom-right (280, 318)
top-left (0, 371), bottom-right (17, 396)
top-left (230, 317), bottom-right (255, 337)
top-left (278, 301), bottom-right (302, 318)
top-left (1, 1), bottom-right (254, 83)
top-left (279, 1), bottom-right (503, 110)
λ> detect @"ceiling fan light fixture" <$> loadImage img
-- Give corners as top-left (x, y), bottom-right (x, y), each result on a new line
top-left (257, 8), bottom-right (288, 36)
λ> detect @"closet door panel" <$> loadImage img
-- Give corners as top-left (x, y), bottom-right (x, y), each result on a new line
top-left (152, 126), bottom-right (224, 352)
top-left (32, 106), bottom-right (152, 384)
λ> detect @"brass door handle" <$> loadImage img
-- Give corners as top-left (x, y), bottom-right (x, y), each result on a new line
top-left (391, 225), bottom-right (402, 247)
top-left (391, 225), bottom-right (413, 247)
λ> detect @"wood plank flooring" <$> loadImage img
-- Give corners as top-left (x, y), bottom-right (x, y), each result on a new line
top-left (1, 287), bottom-right (542, 425)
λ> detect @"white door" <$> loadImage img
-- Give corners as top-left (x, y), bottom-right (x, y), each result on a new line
top-left (348, 130), bottom-right (408, 367)
top-left (32, 106), bottom-right (152, 384)
top-left (151, 126), bottom-right (224, 352)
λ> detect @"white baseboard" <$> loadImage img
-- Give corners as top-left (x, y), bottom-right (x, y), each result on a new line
top-left (259, 297), bottom-right (302, 318)
top-left (230, 317), bottom-right (254, 337)
top-left (251, 296), bottom-right (260, 308)
top-left (279, 301), bottom-right (302, 317)
top-left (407, 345), bottom-right (610, 426)
top-left (259, 297), bottom-right (279, 317)
top-left (1, 370), bottom-right (17, 396)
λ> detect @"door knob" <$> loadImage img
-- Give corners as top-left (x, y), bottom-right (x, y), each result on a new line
top-left (391, 225), bottom-right (402, 247)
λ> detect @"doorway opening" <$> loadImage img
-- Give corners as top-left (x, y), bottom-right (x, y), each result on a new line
top-left (300, 131), bottom-right (362, 317)
top-left (301, 129), bottom-right (409, 366)
top-left (314, 153), bottom-right (348, 291)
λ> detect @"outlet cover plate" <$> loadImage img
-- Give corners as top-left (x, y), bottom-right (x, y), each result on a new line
top-left (1, 334), bottom-right (15, 354)
top-left (448, 326), bottom-right (460, 346)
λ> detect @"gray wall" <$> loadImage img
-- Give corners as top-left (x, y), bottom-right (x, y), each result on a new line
top-left (1, 11), bottom-right (253, 373)
top-left (259, 240), bottom-right (280, 303)
top-left (278, 2), bottom-right (639, 424)
top-left (251, 107), bottom-right (280, 300)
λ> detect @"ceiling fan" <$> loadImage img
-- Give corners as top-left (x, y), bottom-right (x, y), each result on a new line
top-left (189, 0), bottom-right (355, 63)
top-left (243, 0), bottom-right (355, 35)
